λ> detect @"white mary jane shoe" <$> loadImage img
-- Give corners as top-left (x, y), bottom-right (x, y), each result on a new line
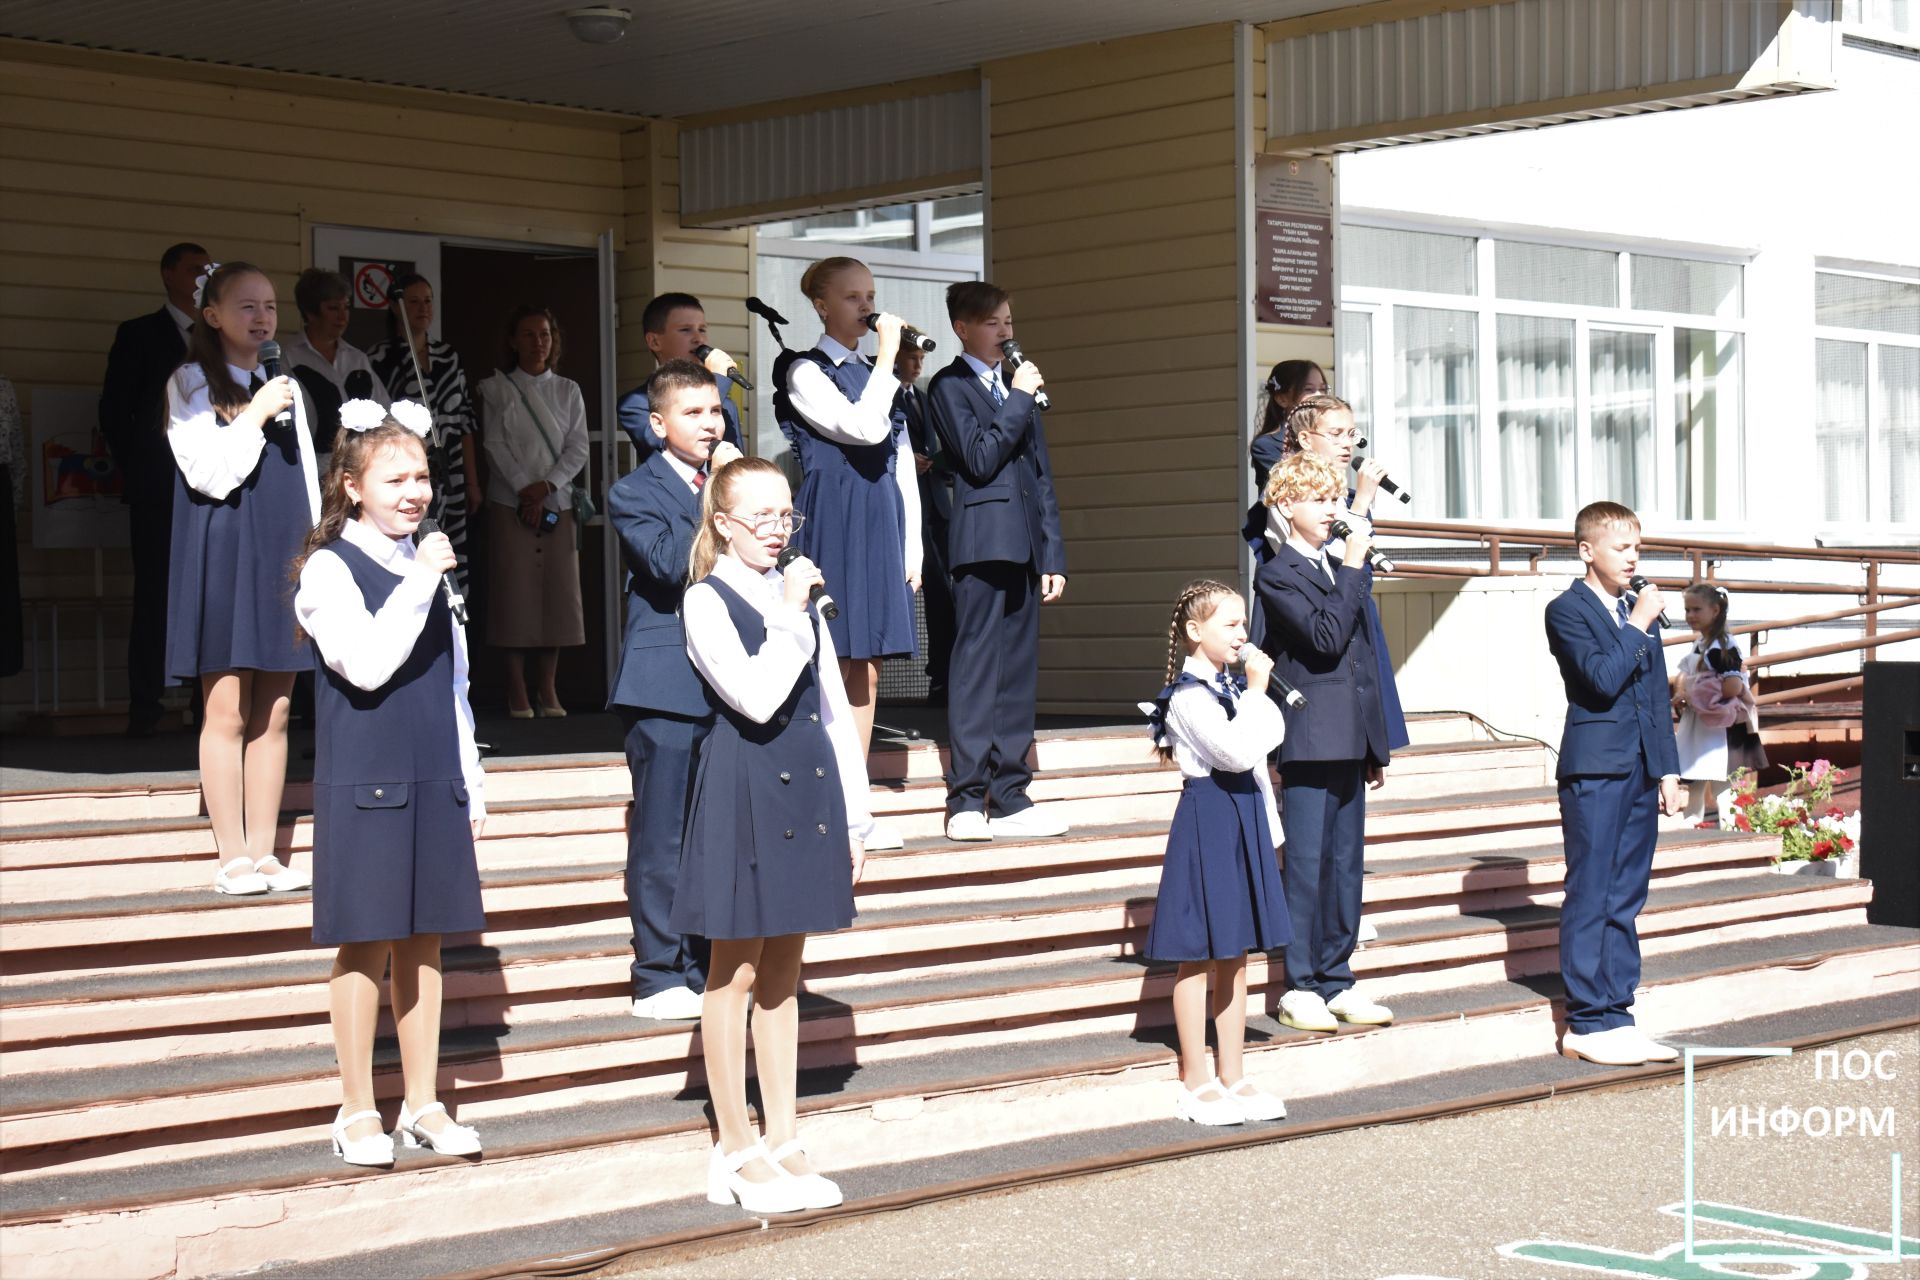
top-left (393, 1100), bottom-right (482, 1156)
top-left (213, 857), bottom-right (269, 896)
top-left (707, 1140), bottom-right (812, 1214)
top-left (253, 856), bottom-right (312, 892)
top-left (769, 1139), bottom-right (844, 1209)
top-left (331, 1108), bottom-right (395, 1167)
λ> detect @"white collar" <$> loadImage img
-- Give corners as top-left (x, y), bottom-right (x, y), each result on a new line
top-left (341, 516), bottom-right (417, 568)
top-left (709, 551), bottom-right (783, 599)
top-left (1181, 654), bottom-right (1225, 683)
top-left (660, 449), bottom-right (702, 489)
top-left (960, 351), bottom-right (1001, 381)
top-left (816, 334), bottom-right (861, 366)
top-left (165, 301), bottom-right (195, 333)
top-left (1583, 578), bottom-right (1628, 613)
top-left (511, 366), bottom-right (555, 383)
top-left (225, 360), bottom-right (258, 383)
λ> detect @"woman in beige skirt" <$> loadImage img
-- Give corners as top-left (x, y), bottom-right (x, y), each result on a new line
top-left (476, 306), bottom-right (590, 717)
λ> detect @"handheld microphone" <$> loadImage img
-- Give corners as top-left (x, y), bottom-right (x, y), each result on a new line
top-left (1349, 454), bottom-right (1412, 505)
top-left (864, 313), bottom-right (936, 353)
top-left (413, 517), bottom-right (468, 626)
top-left (1330, 519), bottom-right (1396, 574)
top-left (344, 369), bottom-right (374, 400)
top-left (775, 544), bottom-right (839, 620)
top-left (694, 344), bottom-right (754, 392)
top-left (1628, 575), bottom-right (1673, 629)
top-left (1264, 669), bottom-right (1307, 711)
top-left (746, 297), bottom-right (790, 327)
top-left (998, 339), bottom-right (1052, 412)
top-left (256, 340), bottom-right (294, 426)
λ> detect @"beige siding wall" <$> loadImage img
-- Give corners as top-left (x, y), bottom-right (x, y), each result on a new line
top-left (987, 25), bottom-right (1243, 714)
top-left (0, 43), bottom-right (635, 726)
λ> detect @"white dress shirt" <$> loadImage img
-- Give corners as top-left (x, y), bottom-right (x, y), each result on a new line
top-left (166, 360), bottom-right (321, 521)
top-left (682, 553), bottom-right (875, 840)
top-left (660, 448), bottom-right (704, 494)
top-left (1585, 579), bottom-right (1631, 626)
top-left (958, 350), bottom-right (1005, 403)
top-left (285, 332), bottom-right (390, 408)
top-left (293, 518), bottom-right (485, 822)
top-left (165, 301), bottom-right (195, 344)
top-left (477, 367), bottom-right (591, 511)
top-left (1163, 654), bottom-right (1285, 844)
top-left (787, 335), bottom-right (923, 579)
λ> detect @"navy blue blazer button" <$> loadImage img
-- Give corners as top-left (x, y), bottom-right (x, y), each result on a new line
top-left (374, 788), bottom-right (385, 798)
top-left (777, 713), bottom-right (790, 725)
top-left (817, 823), bottom-right (829, 834)
top-left (815, 766), bottom-right (826, 778)
top-left (784, 828), bottom-right (795, 839)
top-left (808, 712), bottom-right (819, 722)
top-left (779, 771), bottom-right (791, 783)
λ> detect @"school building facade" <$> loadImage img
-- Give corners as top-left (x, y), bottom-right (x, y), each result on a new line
top-left (3, 0), bottom-right (1912, 729)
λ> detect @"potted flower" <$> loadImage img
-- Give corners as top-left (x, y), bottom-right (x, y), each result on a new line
top-left (1720, 760), bottom-right (1859, 877)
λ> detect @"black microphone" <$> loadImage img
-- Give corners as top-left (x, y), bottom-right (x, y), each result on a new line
top-left (1629, 575), bottom-right (1673, 629)
top-left (413, 517), bottom-right (468, 626)
top-left (1350, 454), bottom-right (1412, 505)
top-left (344, 369), bottom-right (374, 400)
top-left (1264, 668), bottom-right (1307, 711)
top-left (746, 296), bottom-right (789, 327)
top-left (775, 544), bottom-right (839, 621)
top-left (864, 313), bottom-right (936, 353)
top-left (256, 340), bottom-right (294, 426)
top-left (693, 344), bottom-right (754, 391)
top-left (998, 339), bottom-right (1052, 412)
top-left (1330, 519), bottom-right (1395, 574)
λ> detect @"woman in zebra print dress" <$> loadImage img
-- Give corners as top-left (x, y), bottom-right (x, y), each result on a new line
top-left (369, 274), bottom-right (478, 594)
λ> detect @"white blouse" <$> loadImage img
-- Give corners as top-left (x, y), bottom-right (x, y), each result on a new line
top-left (285, 333), bottom-right (390, 407)
top-left (477, 367), bottom-right (591, 512)
top-left (166, 361), bottom-right (322, 522)
top-left (682, 554), bottom-right (875, 840)
top-left (293, 518), bottom-right (485, 822)
top-left (1163, 654), bottom-right (1285, 845)
top-left (787, 334), bottom-right (923, 580)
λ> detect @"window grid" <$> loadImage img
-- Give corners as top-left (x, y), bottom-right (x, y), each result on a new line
top-left (1813, 268), bottom-right (1920, 525)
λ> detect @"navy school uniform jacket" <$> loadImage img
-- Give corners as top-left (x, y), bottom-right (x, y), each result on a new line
top-left (98, 307), bottom-right (188, 505)
top-left (924, 356), bottom-right (1066, 576)
top-left (1544, 581), bottom-right (1681, 782)
top-left (1255, 542), bottom-right (1390, 768)
top-left (605, 449), bottom-right (711, 719)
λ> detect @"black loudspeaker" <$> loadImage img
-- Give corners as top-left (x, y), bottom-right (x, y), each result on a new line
top-left (1860, 661), bottom-right (1920, 927)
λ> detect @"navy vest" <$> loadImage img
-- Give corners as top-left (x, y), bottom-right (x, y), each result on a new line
top-left (773, 347), bottom-right (903, 481)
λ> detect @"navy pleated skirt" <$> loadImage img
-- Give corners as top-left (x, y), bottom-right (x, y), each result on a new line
top-left (1143, 769), bottom-right (1292, 962)
top-left (790, 456), bottom-right (916, 662)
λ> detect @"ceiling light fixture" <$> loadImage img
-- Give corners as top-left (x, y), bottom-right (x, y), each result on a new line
top-left (565, 6), bottom-right (632, 44)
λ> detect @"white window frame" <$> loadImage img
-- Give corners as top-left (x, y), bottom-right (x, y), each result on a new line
top-left (1813, 265), bottom-right (1920, 529)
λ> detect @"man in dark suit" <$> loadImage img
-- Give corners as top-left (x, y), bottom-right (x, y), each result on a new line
top-left (926, 281), bottom-right (1068, 843)
top-left (98, 241), bottom-right (210, 736)
top-left (896, 346), bottom-right (955, 705)
top-left (606, 359), bottom-right (738, 1020)
top-left (614, 293), bottom-right (743, 463)
top-left (1545, 501), bottom-right (1682, 1067)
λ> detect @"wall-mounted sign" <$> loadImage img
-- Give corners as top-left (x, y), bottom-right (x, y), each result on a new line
top-left (1253, 156), bottom-right (1333, 328)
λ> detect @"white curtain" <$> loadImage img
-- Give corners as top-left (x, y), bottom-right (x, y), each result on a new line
top-left (1673, 329), bottom-right (1740, 521)
top-left (1590, 329), bottom-right (1655, 510)
top-left (1394, 306), bottom-right (1478, 519)
top-left (1880, 345), bottom-right (1919, 523)
top-left (1815, 339), bottom-right (1869, 523)
top-left (1497, 315), bottom-right (1574, 520)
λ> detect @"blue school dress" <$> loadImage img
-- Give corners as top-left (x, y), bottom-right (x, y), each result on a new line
top-left (307, 536), bottom-right (485, 946)
top-left (670, 574), bottom-right (857, 940)
top-left (776, 347), bottom-right (916, 661)
top-left (1142, 665), bottom-right (1292, 962)
top-left (164, 364), bottom-right (318, 681)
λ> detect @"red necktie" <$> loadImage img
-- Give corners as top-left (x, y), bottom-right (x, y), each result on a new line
top-left (691, 469), bottom-right (706, 492)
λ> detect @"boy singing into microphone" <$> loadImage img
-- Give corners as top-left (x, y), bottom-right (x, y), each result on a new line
top-left (1545, 501), bottom-right (1682, 1066)
top-left (925, 281), bottom-right (1068, 843)
top-left (616, 293), bottom-right (744, 463)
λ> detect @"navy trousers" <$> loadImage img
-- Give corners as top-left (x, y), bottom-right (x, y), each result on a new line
top-left (1557, 755), bottom-right (1658, 1033)
top-left (619, 708), bottom-right (711, 998)
top-left (945, 561), bottom-right (1039, 818)
top-left (127, 488), bottom-right (173, 718)
top-left (1279, 760), bottom-right (1367, 1000)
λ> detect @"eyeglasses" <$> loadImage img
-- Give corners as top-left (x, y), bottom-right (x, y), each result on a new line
top-left (726, 510), bottom-right (805, 536)
top-left (1312, 428), bottom-right (1362, 444)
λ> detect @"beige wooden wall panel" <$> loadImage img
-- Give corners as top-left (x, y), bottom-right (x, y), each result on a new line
top-left (0, 47), bottom-right (635, 727)
top-left (987, 23), bottom-right (1243, 714)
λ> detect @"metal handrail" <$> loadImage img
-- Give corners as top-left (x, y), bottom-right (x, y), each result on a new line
top-left (1660, 598), bottom-right (1919, 646)
top-left (1374, 518), bottom-right (1920, 566)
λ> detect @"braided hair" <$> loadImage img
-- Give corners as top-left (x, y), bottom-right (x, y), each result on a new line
top-left (1154, 578), bottom-right (1240, 763)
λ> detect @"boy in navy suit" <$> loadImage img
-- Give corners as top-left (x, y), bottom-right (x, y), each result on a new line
top-left (607, 359), bottom-right (741, 1019)
top-left (1255, 451), bottom-right (1395, 1033)
top-left (926, 281), bottom-right (1068, 843)
top-left (615, 293), bottom-right (745, 463)
top-left (1546, 501), bottom-right (1683, 1066)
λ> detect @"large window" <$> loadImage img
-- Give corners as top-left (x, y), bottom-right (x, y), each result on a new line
top-left (1815, 268), bottom-right (1920, 523)
top-left (1338, 227), bottom-right (1746, 523)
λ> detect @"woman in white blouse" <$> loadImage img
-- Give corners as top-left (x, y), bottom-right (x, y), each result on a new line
top-left (476, 306), bottom-right (590, 718)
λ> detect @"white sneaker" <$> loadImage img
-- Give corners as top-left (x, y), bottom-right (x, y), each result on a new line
top-left (863, 822), bottom-right (905, 852)
top-left (945, 810), bottom-right (992, 842)
top-left (632, 986), bottom-right (704, 1020)
top-left (1356, 917), bottom-right (1378, 946)
top-left (213, 857), bottom-right (270, 896)
top-left (1326, 986), bottom-right (1393, 1026)
top-left (1276, 989), bottom-right (1338, 1033)
top-left (987, 805), bottom-right (1069, 839)
top-left (1560, 1026), bottom-right (1649, 1066)
top-left (253, 856), bottom-right (312, 892)
top-left (1174, 1077), bottom-right (1245, 1126)
top-left (1225, 1077), bottom-right (1288, 1122)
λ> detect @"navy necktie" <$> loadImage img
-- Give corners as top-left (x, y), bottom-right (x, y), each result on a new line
top-left (1616, 595), bottom-right (1631, 627)
top-left (988, 373), bottom-right (1005, 407)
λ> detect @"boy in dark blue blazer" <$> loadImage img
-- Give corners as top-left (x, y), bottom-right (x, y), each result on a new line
top-left (615, 293), bottom-right (744, 463)
top-left (606, 359), bottom-right (740, 1019)
top-left (1255, 451), bottom-right (1395, 1033)
top-left (925, 281), bottom-right (1068, 843)
top-left (1545, 501), bottom-right (1682, 1066)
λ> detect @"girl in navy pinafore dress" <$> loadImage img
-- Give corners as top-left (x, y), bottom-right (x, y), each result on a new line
top-left (774, 256), bottom-right (922, 767)
top-left (164, 262), bottom-right (321, 898)
top-left (673, 455), bottom-right (873, 1217)
top-left (1141, 580), bottom-right (1292, 1128)
top-left (292, 400), bottom-right (487, 1170)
